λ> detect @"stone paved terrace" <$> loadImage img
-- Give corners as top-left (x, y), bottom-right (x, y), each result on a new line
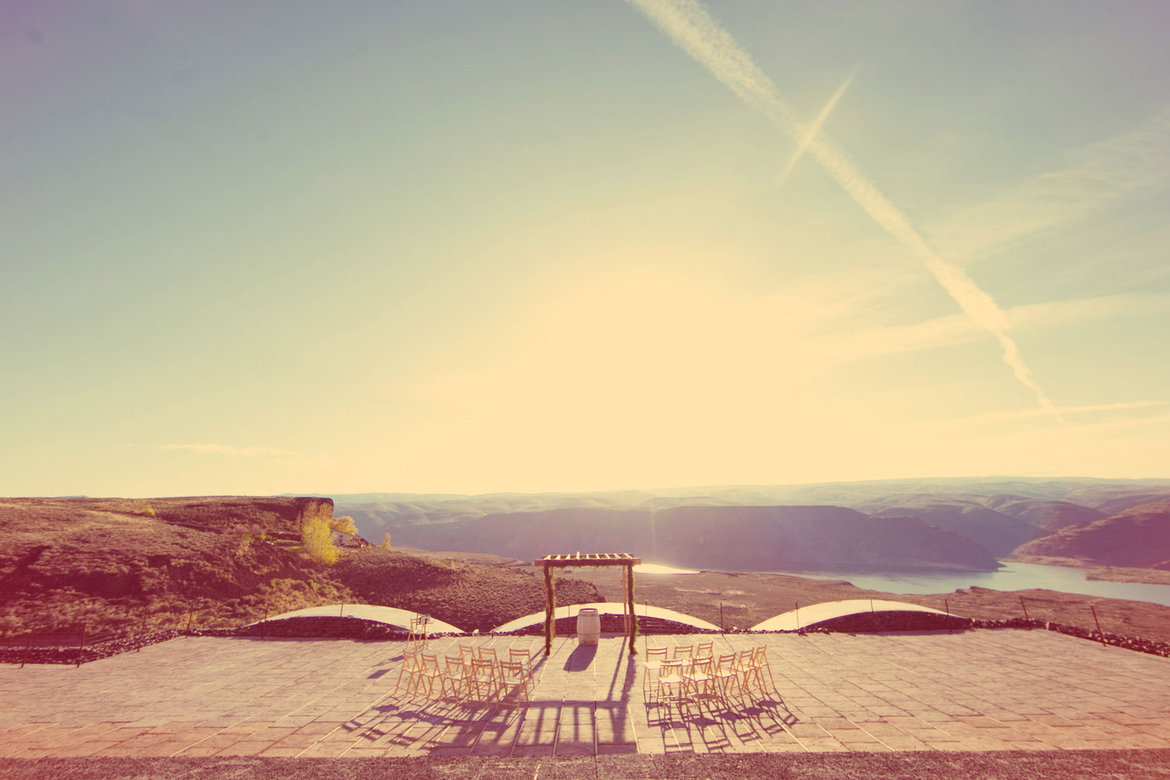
top-left (1, 629), bottom-right (1169, 759)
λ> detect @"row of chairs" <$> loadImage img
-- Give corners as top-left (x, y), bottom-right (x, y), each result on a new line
top-left (643, 646), bottom-right (775, 704)
top-left (394, 646), bottom-right (535, 704)
top-left (647, 641), bottom-right (716, 662)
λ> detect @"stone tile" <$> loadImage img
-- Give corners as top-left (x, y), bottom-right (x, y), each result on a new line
top-left (2, 630), bottom-right (1169, 758)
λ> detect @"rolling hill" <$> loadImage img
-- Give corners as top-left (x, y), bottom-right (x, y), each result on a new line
top-left (355, 504), bottom-right (998, 572)
top-left (337, 478), bottom-right (1170, 576)
top-left (1012, 500), bottom-right (1170, 569)
top-left (0, 497), bottom-right (601, 637)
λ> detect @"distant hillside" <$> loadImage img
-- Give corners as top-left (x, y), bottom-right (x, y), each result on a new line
top-left (854, 494), bottom-right (1103, 556)
top-left (362, 504), bottom-right (997, 572)
top-left (330, 477), bottom-right (1170, 518)
top-left (339, 478), bottom-right (1170, 574)
top-left (650, 506), bottom-right (998, 571)
top-left (1013, 501), bottom-right (1170, 569)
top-left (0, 497), bottom-right (600, 636)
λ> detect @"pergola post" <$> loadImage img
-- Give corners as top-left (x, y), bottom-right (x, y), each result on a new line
top-left (543, 564), bottom-right (555, 655)
top-left (625, 561), bottom-right (637, 655)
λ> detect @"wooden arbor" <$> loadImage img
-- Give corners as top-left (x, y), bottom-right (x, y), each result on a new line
top-left (534, 553), bottom-right (642, 656)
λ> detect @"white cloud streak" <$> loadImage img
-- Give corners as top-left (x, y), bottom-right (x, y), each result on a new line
top-left (945, 400), bottom-right (1168, 425)
top-left (779, 67), bottom-right (859, 183)
top-left (818, 292), bottom-right (1170, 364)
top-left (928, 104), bottom-right (1170, 264)
top-left (628, 0), bottom-right (1062, 420)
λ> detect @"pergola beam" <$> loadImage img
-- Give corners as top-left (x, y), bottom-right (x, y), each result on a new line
top-left (535, 553), bottom-right (642, 656)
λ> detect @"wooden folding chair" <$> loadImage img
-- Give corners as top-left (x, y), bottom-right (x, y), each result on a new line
top-left (444, 656), bottom-right (471, 699)
top-left (418, 653), bottom-right (445, 698)
top-left (657, 659), bottom-right (687, 705)
top-left (751, 645), bottom-right (777, 692)
top-left (642, 647), bottom-right (669, 699)
top-left (714, 652), bottom-right (742, 700)
top-left (468, 657), bottom-right (501, 702)
top-left (394, 649), bottom-right (422, 696)
top-left (508, 647), bottom-right (533, 676)
top-left (684, 656), bottom-right (718, 701)
top-left (498, 660), bottom-right (532, 705)
top-left (733, 648), bottom-right (759, 691)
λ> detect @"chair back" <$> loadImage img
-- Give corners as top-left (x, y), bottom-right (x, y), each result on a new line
top-left (716, 653), bottom-right (737, 673)
top-left (421, 653), bottom-right (441, 672)
top-left (498, 660), bottom-right (531, 702)
top-left (695, 641), bottom-right (714, 659)
top-left (477, 646), bottom-right (498, 661)
top-left (459, 644), bottom-right (476, 664)
top-left (445, 656), bottom-right (466, 676)
top-left (689, 656), bottom-right (713, 676)
top-left (660, 659), bottom-right (685, 679)
top-left (508, 648), bottom-right (532, 671)
top-left (673, 644), bottom-right (693, 661)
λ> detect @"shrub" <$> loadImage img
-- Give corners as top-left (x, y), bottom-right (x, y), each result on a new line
top-left (330, 515), bottom-right (358, 535)
top-left (301, 511), bottom-right (339, 565)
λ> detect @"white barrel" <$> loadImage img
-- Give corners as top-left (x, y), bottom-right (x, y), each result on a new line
top-left (576, 607), bottom-right (601, 646)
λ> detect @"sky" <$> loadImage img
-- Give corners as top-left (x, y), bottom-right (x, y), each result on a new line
top-left (3, 0), bottom-right (1170, 497)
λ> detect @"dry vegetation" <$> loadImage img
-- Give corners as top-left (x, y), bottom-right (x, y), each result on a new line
top-left (4, 496), bottom-right (1168, 648)
top-left (0, 498), bottom-right (600, 638)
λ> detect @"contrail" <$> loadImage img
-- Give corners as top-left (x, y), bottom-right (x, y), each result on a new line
top-left (628, 0), bottom-right (1062, 420)
top-left (779, 67), bottom-right (859, 182)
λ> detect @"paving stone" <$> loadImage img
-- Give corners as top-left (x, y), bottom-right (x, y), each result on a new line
top-left (2, 630), bottom-right (1169, 758)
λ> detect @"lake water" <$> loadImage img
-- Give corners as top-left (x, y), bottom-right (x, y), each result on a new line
top-left (634, 562), bottom-right (700, 575)
top-left (772, 561), bottom-right (1170, 607)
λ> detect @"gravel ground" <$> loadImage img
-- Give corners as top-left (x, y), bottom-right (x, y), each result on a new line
top-left (3, 750), bottom-right (1169, 779)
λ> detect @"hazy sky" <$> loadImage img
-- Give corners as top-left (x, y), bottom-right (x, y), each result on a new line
top-left (4, 1), bottom-right (1170, 497)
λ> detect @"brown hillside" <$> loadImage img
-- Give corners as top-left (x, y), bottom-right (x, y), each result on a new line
top-left (0, 497), bottom-right (600, 638)
top-left (1012, 500), bottom-right (1170, 569)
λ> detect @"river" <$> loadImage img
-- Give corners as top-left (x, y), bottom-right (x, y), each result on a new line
top-left (772, 561), bottom-right (1170, 607)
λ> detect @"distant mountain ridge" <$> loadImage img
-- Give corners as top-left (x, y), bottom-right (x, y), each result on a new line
top-left (335, 477), bottom-right (1170, 573)
top-left (347, 503), bottom-right (997, 572)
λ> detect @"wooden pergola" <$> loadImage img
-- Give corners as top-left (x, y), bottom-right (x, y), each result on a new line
top-left (534, 552), bottom-right (642, 655)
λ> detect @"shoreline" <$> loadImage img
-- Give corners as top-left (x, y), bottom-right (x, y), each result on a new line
top-left (1006, 554), bottom-right (1170, 585)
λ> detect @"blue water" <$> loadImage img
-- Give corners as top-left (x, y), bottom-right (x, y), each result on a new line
top-left (774, 561), bottom-right (1170, 607)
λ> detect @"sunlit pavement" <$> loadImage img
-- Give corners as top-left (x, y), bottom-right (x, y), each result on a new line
top-left (1, 630), bottom-right (1168, 758)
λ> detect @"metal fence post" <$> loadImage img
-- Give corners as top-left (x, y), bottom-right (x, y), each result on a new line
top-left (20, 632), bottom-right (33, 669)
top-left (1090, 605), bottom-right (1107, 647)
top-left (76, 623), bottom-right (87, 668)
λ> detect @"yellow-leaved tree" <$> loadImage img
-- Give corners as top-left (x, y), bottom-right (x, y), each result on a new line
top-left (301, 510), bottom-right (339, 565)
top-left (330, 515), bottom-right (358, 535)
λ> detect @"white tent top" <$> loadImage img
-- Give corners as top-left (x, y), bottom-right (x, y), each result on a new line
top-left (492, 602), bottom-right (719, 634)
top-left (750, 599), bottom-right (950, 632)
top-left (250, 604), bottom-right (464, 634)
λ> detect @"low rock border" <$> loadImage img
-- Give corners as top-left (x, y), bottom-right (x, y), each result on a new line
top-left (4, 615), bottom-right (1168, 666)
